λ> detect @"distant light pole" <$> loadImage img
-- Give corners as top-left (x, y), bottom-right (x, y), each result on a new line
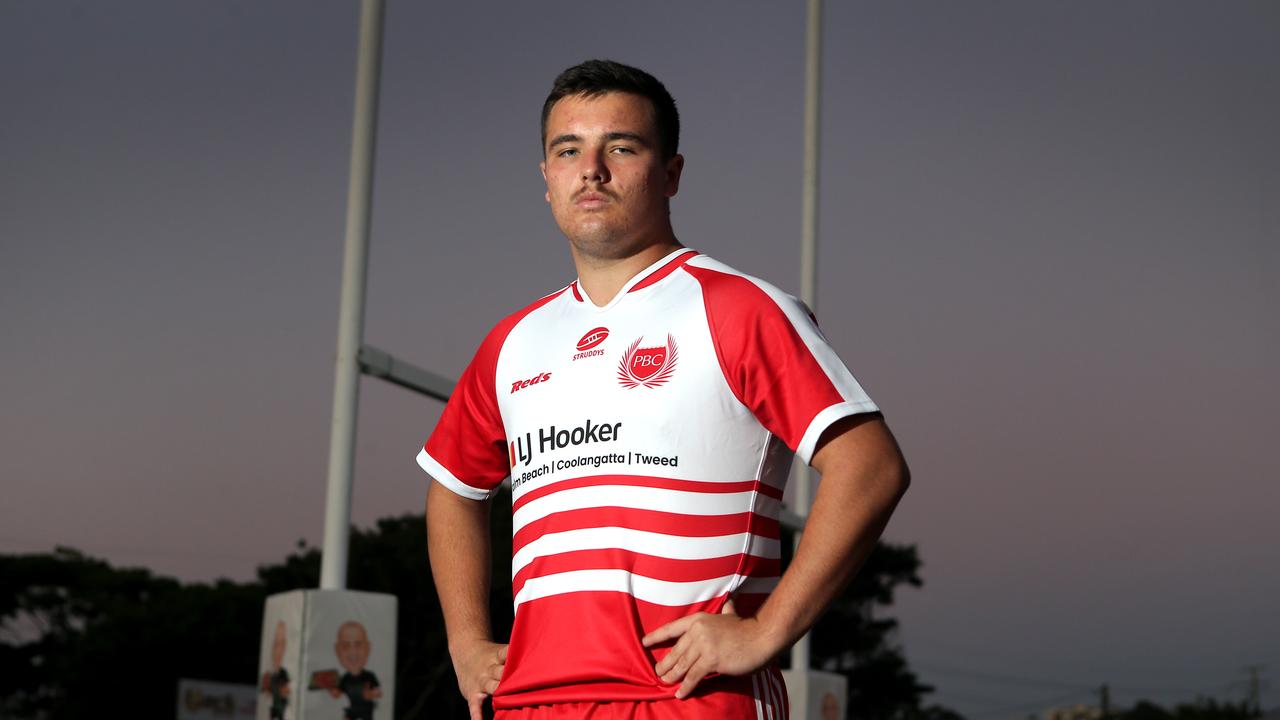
top-left (318, 0), bottom-right (458, 591)
top-left (791, 0), bottom-right (823, 675)
top-left (320, 0), bottom-right (385, 591)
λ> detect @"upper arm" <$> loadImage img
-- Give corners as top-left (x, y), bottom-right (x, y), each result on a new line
top-left (810, 412), bottom-right (909, 492)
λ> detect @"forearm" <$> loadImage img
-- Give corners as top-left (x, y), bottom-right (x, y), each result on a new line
top-left (754, 419), bottom-right (909, 652)
top-left (426, 479), bottom-right (495, 655)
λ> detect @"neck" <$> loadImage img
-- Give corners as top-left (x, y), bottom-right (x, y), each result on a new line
top-left (571, 237), bottom-right (684, 307)
top-left (573, 220), bottom-right (686, 303)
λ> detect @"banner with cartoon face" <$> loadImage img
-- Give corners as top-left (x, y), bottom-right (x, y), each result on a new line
top-left (257, 592), bottom-right (304, 720)
top-left (300, 591), bottom-right (396, 720)
top-left (257, 590), bottom-right (397, 720)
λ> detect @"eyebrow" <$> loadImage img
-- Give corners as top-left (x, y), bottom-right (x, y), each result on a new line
top-left (603, 132), bottom-right (648, 146)
top-left (547, 131), bottom-right (650, 150)
top-left (547, 133), bottom-right (581, 150)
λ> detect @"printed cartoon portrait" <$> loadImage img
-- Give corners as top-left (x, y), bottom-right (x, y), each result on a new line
top-left (310, 620), bottom-right (381, 720)
top-left (259, 620), bottom-right (291, 720)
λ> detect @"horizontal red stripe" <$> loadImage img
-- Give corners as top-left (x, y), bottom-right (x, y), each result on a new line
top-left (512, 473), bottom-right (762, 513)
top-left (513, 507), bottom-right (779, 556)
top-left (756, 482), bottom-right (783, 501)
top-left (512, 550), bottom-right (779, 597)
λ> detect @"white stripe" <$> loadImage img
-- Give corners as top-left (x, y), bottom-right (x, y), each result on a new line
top-left (751, 672), bottom-right (765, 720)
top-left (761, 670), bottom-right (775, 720)
top-left (512, 569), bottom-right (743, 608)
top-left (796, 400), bottom-right (879, 466)
top-left (737, 575), bottom-right (781, 595)
top-left (512, 526), bottom-right (780, 579)
top-left (417, 448), bottom-right (499, 501)
top-left (768, 669), bottom-right (787, 719)
top-left (513, 485), bottom-right (779, 535)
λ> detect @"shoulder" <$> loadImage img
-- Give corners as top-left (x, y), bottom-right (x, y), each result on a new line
top-left (680, 254), bottom-right (812, 324)
top-left (472, 284), bottom-right (573, 360)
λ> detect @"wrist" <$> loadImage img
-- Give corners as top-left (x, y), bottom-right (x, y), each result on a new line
top-left (448, 635), bottom-right (494, 659)
top-left (751, 608), bottom-right (798, 657)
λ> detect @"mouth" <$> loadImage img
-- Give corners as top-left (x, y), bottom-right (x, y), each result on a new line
top-left (574, 191), bottom-right (612, 208)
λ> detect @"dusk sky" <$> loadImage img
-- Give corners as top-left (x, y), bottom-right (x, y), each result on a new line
top-left (2, 2), bottom-right (1277, 718)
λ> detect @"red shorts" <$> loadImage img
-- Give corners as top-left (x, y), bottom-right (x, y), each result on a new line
top-left (494, 667), bottom-right (788, 720)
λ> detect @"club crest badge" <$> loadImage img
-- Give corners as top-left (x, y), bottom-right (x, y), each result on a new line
top-left (617, 334), bottom-right (679, 389)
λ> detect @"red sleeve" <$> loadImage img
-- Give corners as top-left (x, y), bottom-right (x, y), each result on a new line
top-left (417, 289), bottom-right (566, 500)
top-left (685, 264), bottom-right (879, 465)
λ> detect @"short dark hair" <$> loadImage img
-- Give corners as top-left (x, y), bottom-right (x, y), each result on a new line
top-left (541, 59), bottom-right (680, 160)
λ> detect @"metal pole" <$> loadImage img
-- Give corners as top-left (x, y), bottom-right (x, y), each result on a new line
top-left (790, 0), bottom-right (822, 676)
top-left (320, 0), bottom-right (385, 590)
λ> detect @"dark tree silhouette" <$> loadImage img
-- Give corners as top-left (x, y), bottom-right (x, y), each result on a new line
top-left (1, 491), bottom-right (947, 719)
top-left (1114, 699), bottom-right (1260, 720)
top-left (780, 525), bottom-right (936, 720)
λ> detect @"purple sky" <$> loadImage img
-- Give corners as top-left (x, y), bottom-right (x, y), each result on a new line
top-left (2, 2), bottom-right (1277, 717)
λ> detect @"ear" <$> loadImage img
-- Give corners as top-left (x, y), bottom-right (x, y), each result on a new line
top-left (539, 160), bottom-right (550, 203)
top-left (664, 153), bottom-right (685, 198)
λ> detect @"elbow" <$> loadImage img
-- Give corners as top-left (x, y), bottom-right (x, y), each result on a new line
top-left (892, 456), bottom-right (911, 499)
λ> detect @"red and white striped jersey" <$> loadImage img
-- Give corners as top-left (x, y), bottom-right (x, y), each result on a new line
top-left (418, 249), bottom-right (878, 709)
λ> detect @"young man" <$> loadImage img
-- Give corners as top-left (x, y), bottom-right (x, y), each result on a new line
top-left (422, 59), bottom-right (909, 720)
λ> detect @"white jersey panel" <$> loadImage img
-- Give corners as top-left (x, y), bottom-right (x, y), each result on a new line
top-left (494, 269), bottom-right (771, 505)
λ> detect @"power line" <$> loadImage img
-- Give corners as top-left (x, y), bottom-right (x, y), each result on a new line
top-left (914, 659), bottom-right (1096, 692)
top-left (967, 690), bottom-right (1096, 720)
top-left (913, 654), bottom-right (1253, 702)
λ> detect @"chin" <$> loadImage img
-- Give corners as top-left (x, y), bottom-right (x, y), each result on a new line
top-left (568, 231), bottom-right (643, 261)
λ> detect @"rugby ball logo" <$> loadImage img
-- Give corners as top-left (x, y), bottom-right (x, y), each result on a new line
top-left (576, 327), bottom-right (610, 351)
top-left (617, 334), bottom-right (679, 389)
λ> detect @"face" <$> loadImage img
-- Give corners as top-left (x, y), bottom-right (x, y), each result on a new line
top-left (540, 92), bottom-right (683, 261)
top-left (335, 623), bottom-right (371, 674)
top-left (271, 621), bottom-right (287, 667)
top-left (822, 692), bottom-right (840, 720)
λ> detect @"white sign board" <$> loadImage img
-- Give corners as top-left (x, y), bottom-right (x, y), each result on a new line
top-left (782, 669), bottom-right (848, 720)
top-left (257, 590), bottom-right (397, 720)
top-left (177, 679), bottom-right (257, 720)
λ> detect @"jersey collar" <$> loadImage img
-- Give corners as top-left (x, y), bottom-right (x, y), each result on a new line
top-left (570, 248), bottom-right (699, 309)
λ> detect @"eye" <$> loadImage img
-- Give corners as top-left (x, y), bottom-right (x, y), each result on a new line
top-left (557, 148), bottom-right (579, 158)
top-left (610, 146), bottom-right (635, 154)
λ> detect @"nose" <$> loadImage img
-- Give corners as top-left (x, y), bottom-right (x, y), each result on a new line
top-left (581, 149), bottom-right (610, 184)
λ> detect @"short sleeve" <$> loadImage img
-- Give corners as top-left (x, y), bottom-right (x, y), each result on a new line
top-left (417, 288), bottom-right (568, 500)
top-left (418, 336), bottom-right (509, 500)
top-left (686, 262), bottom-right (879, 465)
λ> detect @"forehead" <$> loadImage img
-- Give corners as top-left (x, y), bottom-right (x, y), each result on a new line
top-left (338, 624), bottom-right (367, 642)
top-left (544, 92), bottom-right (657, 144)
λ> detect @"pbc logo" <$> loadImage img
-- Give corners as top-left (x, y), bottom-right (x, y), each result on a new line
top-left (573, 326), bottom-right (609, 361)
top-left (617, 334), bottom-right (679, 389)
top-left (510, 371), bottom-right (551, 394)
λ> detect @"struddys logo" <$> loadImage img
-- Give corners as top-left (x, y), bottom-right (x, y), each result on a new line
top-left (572, 326), bottom-right (609, 361)
top-left (617, 334), bottom-right (679, 389)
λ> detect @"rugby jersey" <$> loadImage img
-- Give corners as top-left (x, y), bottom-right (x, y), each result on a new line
top-left (418, 248), bottom-right (878, 710)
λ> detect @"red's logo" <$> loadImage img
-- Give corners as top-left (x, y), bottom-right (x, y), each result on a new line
top-left (617, 334), bottom-right (679, 389)
top-left (576, 327), bottom-right (610, 351)
top-left (510, 372), bottom-right (552, 394)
